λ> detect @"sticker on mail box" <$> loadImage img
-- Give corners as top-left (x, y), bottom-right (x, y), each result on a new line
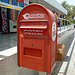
top-left (52, 21), bottom-right (56, 41)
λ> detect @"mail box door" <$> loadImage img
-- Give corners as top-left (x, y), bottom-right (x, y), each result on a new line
top-left (20, 36), bottom-right (45, 71)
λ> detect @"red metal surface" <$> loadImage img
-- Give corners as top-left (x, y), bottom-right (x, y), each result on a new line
top-left (17, 4), bottom-right (57, 73)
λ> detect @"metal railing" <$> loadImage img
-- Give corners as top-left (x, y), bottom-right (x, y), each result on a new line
top-left (57, 17), bottom-right (71, 31)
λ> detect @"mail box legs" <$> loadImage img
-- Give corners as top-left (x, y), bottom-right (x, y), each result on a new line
top-left (39, 72), bottom-right (48, 75)
top-left (39, 72), bottom-right (51, 75)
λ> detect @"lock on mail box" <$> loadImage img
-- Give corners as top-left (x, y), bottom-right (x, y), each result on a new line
top-left (17, 4), bottom-right (57, 73)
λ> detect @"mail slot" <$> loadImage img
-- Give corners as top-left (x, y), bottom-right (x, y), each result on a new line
top-left (17, 4), bottom-right (57, 73)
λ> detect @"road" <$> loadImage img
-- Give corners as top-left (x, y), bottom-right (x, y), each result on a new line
top-left (52, 29), bottom-right (75, 75)
top-left (66, 32), bottom-right (75, 75)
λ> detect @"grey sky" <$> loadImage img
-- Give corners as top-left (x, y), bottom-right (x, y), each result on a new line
top-left (56, 0), bottom-right (75, 6)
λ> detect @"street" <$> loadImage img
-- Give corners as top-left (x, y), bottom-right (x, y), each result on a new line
top-left (52, 29), bottom-right (75, 75)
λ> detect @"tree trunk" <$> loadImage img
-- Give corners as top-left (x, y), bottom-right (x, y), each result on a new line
top-left (72, 16), bottom-right (74, 19)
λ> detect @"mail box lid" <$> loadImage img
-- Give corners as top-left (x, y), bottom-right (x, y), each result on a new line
top-left (20, 26), bottom-right (47, 29)
top-left (20, 20), bottom-right (48, 29)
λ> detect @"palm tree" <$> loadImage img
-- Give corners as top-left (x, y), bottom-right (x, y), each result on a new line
top-left (71, 6), bottom-right (75, 19)
top-left (61, 1), bottom-right (75, 19)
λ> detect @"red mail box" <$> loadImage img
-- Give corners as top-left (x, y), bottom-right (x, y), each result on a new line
top-left (17, 4), bottom-right (57, 73)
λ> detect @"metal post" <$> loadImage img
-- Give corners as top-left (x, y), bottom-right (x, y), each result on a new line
top-left (60, 20), bottom-right (61, 31)
top-left (67, 21), bottom-right (68, 28)
top-left (64, 20), bottom-right (65, 30)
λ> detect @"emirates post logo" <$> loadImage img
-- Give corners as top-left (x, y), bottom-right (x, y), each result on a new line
top-left (23, 13), bottom-right (30, 20)
top-left (23, 13), bottom-right (45, 20)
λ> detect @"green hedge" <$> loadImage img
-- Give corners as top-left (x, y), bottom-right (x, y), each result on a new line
top-left (68, 19), bottom-right (75, 23)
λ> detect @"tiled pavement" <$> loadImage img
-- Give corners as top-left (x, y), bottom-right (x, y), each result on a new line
top-left (0, 33), bottom-right (17, 51)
